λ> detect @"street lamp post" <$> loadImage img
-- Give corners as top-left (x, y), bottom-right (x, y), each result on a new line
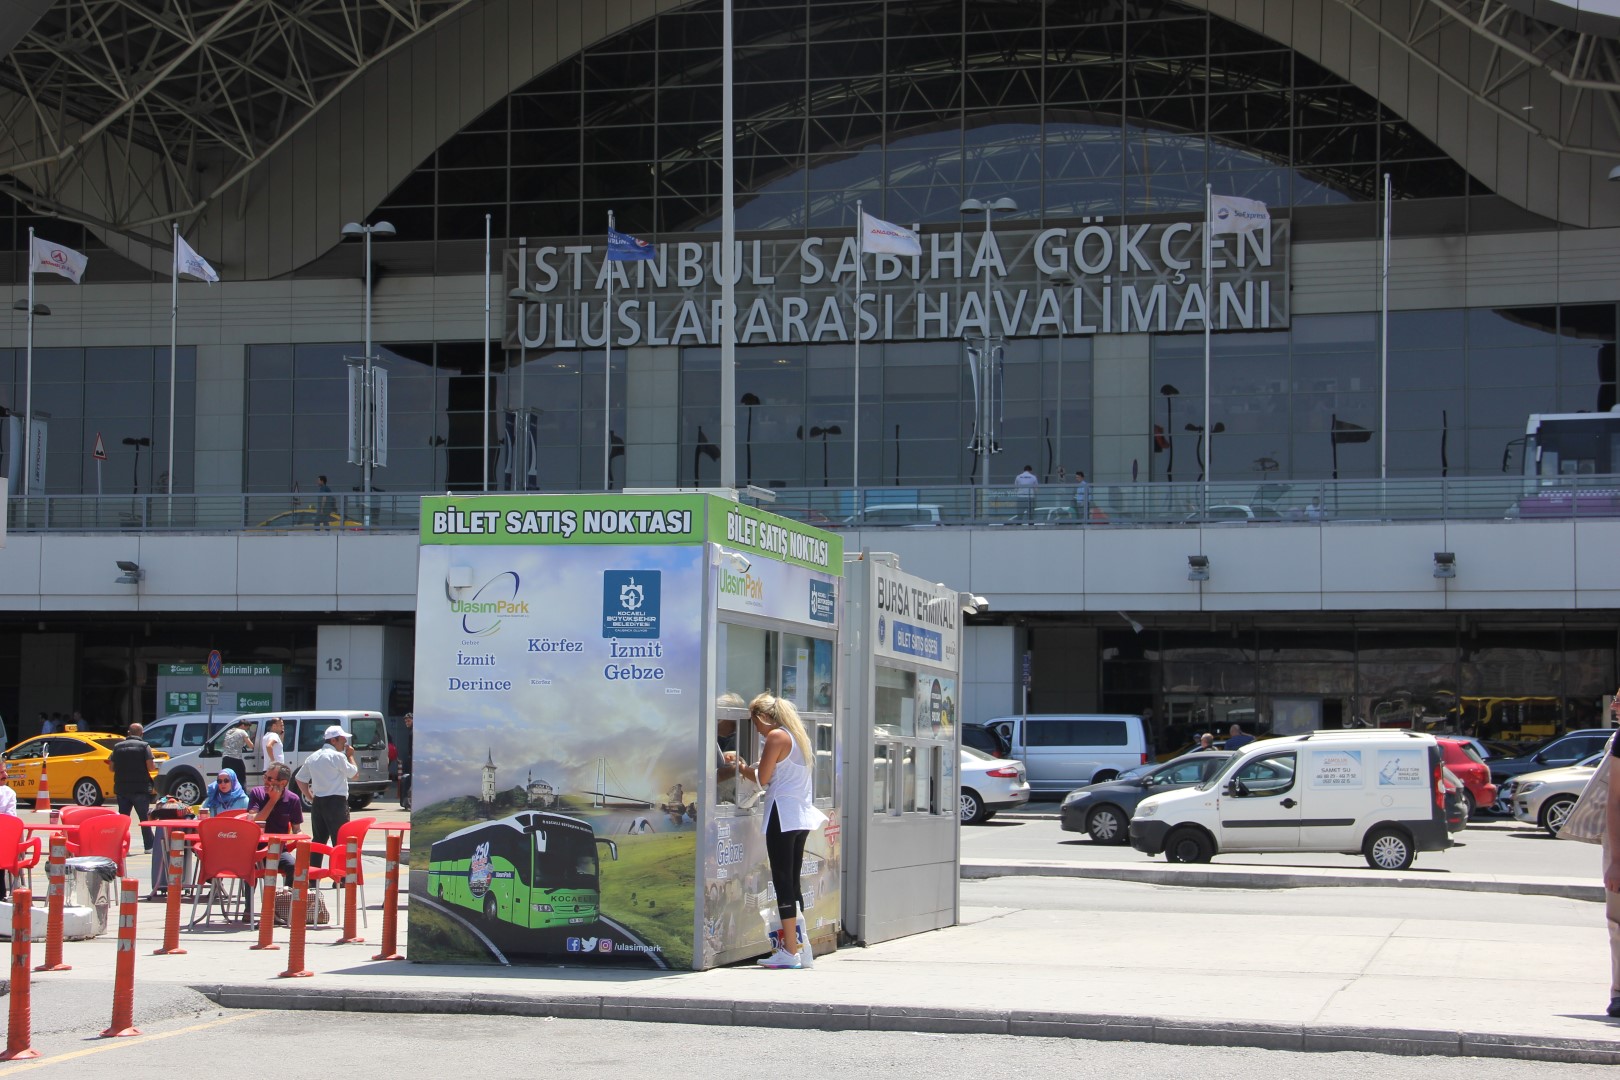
top-left (340, 220), bottom-right (395, 522)
top-left (1185, 421), bottom-right (1225, 482)
top-left (960, 197), bottom-right (1017, 489)
top-left (740, 393), bottom-right (760, 484)
top-left (121, 436), bottom-right (151, 494)
top-left (801, 424), bottom-right (842, 487)
top-left (1159, 384), bottom-right (1180, 483)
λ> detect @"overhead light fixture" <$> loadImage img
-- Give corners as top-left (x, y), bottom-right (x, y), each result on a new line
top-left (1187, 554), bottom-right (1210, 582)
top-left (713, 546), bottom-right (752, 574)
top-left (114, 559), bottom-right (143, 585)
top-left (959, 592), bottom-right (990, 615)
top-left (1115, 611), bottom-right (1144, 634)
top-left (1433, 551), bottom-right (1456, 579)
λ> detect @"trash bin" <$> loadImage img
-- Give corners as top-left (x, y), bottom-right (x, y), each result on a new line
top-left (64, 857), bottom-right (118, 937)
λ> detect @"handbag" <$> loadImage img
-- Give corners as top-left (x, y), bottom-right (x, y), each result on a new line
top-left (1557, 732), bottom-right (1616, 844)
top-left (273, 886), bottom-right (332, 926)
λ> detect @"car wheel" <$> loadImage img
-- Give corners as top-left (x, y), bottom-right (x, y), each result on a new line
top-left (1540, 795), bottom-right (1578, 837)
top-left (1086, 804), bottom-right (1129, 845)
top-left (1164, 827), bottom-right (1213, 864)
top-left (348, 794), bottom-right (373, 811)
top-left (483, 893), bottom-right (498, 924)
top-left (71, 777), bottom-right (103, 807)
top-left (1363, 826), bottom-right (1414, 870)
top-left (166, 772), bottom-right (204, 807)
top-left (959, 789), bottom-right (987, 825)
top-left (1460, 791), bottom-right (1475, 819)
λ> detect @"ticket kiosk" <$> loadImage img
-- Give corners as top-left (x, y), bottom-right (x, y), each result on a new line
top-left (409, 493), bottom-right (844, 970)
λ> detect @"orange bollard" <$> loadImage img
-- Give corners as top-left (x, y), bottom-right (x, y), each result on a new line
top-left (251, 840), bottom-right (281, 951)
top-left (32, 754), bottom-right (50, 814)
top-left (34, 836), bottom-right (68, 972)
top-left (1, 889), bottom-right (39, 1060)
top-left (371, 831), bottom-right (403, 961)
top-left (336, 834), bottom-right (363, 945)
top-left (100, 878), bottom-right (140, 1038)
top-left (153, 828), bottom-right (186, 955)
top-left (279, 842), bottom-right (312, 978)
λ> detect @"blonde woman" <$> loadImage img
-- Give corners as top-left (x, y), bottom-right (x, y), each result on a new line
top-left (736, 691), bottom-right (826, 969)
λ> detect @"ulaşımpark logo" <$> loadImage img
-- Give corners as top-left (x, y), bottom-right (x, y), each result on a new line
top-left (450, 571), bottom-right (528, 637)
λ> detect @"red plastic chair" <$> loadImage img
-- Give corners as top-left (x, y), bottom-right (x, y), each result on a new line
top-left (189, 817), bottom-right (262, 926)
top-left (75, 813), bottom-right (132, 877)
top-left (307, 817), bottom-right (374, 926)
top-left (58, 805), bottom-right (118, 855)
top-left (0, 815), bottom-right (42, 894)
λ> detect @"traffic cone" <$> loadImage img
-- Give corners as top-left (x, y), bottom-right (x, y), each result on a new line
top-left (32, 760), bottom-right (50, 814)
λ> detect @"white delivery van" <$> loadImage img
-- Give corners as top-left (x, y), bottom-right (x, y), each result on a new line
top-left (1128, 729), bottom-right (1452, 870)
top-left (982, 714), bottom-right (1152, 792)
top-left (153, 710), bottom-right (390, 809)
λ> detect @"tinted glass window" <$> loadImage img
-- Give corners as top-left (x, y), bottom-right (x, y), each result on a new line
top-left (350, 718), bottom-right (385, 751)
top-left (295, 721), bottom-right (329, 753)
top-left (1027, 719), bottom-right (1127, 746)
top-left (181, 724), bottom-right (211, 748)
top-left (142, 727), bottom-right (175, 749)
top-left (50, 738), bottom-right (95, 756)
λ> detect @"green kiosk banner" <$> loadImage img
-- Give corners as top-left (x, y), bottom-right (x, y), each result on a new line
top-left (411, 494), bottom-right (841, 970)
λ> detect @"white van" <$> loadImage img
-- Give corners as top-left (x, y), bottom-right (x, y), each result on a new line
top-left (150, 710), bottom-right (390, 810)
top-left (1128, 729), bottom-right (1452, 870)
top-left (982, 714), bottom-right (1152, 793)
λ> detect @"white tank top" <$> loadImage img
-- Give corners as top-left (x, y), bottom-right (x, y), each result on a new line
top-left (764, 736), bottom-right (828, 833)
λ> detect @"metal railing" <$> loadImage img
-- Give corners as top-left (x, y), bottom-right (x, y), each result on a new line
top-left (5, 475), bottom-right (1620, 532)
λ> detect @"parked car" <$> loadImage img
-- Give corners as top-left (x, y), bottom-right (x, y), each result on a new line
top-left (1185, 504), bottom-right (1285, 523)
top-left (155, 709), bottom-right (390, 809)
top-left (959, 746), bottom-right (1030, 824)
top-left (981, 713), bottom-right (1153, 793)
top-left (1059, 751), bottom-right (1233, 843)
top-left (849, 504), bottom-right (944, 527)
top-left (1509, 752), bottom-right (1604, 836)
top-left (1436, 737), bottom-right (1497, 817)
top-left (1487, 728), bottom-right (1616, 812)
top-left (1130, 729), bottom-right (1453, 870)
top-left (2, 732), bottom-right (168, 807)
top-left (1441, 768), bottom-right (1468, 833)
top-left (961, 723), bottom-right (1010, 758)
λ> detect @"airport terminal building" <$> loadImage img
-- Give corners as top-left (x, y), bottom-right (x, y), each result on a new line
top-left (1, 0), bottom-right (1618, 747)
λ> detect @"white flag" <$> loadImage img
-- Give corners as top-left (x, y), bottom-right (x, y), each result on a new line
top-left (1209, 194), bottom-right (1270, 236)
top-left (29, 236), bottom-right (87, 284)
top-left (858, 210), bottom-right (922, 257)
top-left (176, 234), bottom-right (219, 283)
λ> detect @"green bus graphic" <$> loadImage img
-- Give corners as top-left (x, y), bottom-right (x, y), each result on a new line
top-left (428, 812), bottom-right (619, 930)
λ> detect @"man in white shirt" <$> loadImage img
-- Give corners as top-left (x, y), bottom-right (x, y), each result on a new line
top-left (260, 716), bottom-right (286, 767)
top-left (294, 725), bottom-right (358, 868)
top-left (1014, 464), bottom-right (1038, 523)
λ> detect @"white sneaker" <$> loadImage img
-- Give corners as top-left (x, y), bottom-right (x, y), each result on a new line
top-left (757, 947), bottom-right (802, 969)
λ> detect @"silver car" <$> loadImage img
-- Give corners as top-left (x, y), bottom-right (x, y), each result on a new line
top-left (960, 746), bottom-right (1030, 824)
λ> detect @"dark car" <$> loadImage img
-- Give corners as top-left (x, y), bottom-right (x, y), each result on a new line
top-left (962, 723), bottom-right (1010, 758)
top-left (1059, 751), bottom-right (1234, 843)
top-left (1485, 728), bottom-right (1616, 812)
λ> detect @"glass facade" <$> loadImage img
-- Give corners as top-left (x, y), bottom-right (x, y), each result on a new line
top-left (1091, 617), bottom-right (1618, 751)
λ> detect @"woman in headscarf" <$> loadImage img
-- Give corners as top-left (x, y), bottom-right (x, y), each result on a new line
top-left (200, 767), bottom-right (249, 816)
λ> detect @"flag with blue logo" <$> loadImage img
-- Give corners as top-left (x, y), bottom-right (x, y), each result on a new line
top-left (607, 228), bottom-right (655, 262)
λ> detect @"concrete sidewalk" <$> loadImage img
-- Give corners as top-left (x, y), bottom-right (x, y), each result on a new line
top-left (13, 871), bottom-right (1620, 1067)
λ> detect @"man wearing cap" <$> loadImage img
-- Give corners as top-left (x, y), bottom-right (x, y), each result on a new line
top-left (294, 724), bottom-right (358, 868)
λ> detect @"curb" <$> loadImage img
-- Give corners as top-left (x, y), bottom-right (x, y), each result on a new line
top-left (193, 984), bottom-right (1620, 1065)
top-left (960, 861), bottom-right (1603, 902)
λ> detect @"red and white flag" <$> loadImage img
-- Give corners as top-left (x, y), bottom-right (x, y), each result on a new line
top-left (859, 210), bottom-right (922, 257)
top-left (30, 235), bottom-right (88, 283)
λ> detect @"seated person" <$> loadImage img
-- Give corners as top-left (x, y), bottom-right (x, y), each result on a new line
top-left (247, 763), bottom-right (305, 886)
top-left (200, 768), bottom-right (249, 816)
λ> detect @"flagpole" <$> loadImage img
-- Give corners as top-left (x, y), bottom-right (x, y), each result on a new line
top-left (1203, 183), bottom-right (1212, 485)
top-left (168, 223), bottom-right (179, 516)
top-left (853, 199), bottom-right (862, 496)
top-left (604, 211), bottom-right (614, 492)
top-left (23, 227), bottom-right (35, 498)
top-left (1380, 171), bottom-right (1391, 481)
top-left (483, 213), bottom-right (492, 493)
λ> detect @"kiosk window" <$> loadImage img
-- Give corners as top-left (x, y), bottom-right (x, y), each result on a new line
top-left (873, 743), bottom-right (893, 813)
top-left (902, 746), bottom-right (917, 812)
top-left (814, 722), bottom-right (834, 800)
top-left (781, 633), bottom-right (833, 713)
top-left (876, 667), bottom-right (917, 737)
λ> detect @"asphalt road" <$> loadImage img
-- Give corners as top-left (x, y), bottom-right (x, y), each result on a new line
top-left (965, 812), bottom-right (1596, 879)
top-left (3, 1010), bottom-right (1612, 1079)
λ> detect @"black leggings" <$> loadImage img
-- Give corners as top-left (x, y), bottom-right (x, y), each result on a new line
top-left (765, 807), bottom-right (809, 922)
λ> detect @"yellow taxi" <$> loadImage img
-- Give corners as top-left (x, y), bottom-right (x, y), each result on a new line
top-left (3, 732), bottom-right (167, 807)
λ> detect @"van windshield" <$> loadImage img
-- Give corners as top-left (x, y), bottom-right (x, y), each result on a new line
top-left (349, 718), bottom-right (385, 750)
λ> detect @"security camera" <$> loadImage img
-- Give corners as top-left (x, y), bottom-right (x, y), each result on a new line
top-left (959, 592), bottom-right (989, 614)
